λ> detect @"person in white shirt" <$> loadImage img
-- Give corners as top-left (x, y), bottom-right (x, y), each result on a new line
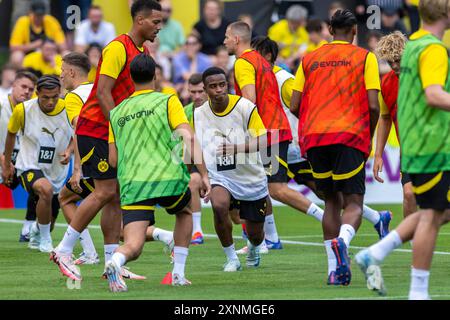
top-left (74, 5), bottom-right (116, 53)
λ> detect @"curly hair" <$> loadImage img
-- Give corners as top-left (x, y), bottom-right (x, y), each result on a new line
top-left (375, 31), bottom-right (408, 62)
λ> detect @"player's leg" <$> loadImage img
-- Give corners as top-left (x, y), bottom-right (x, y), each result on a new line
top-left (402, 173), bottom-right (417, 218)
top-left (189, 171), bottom-right (204, 244)
top-left (210, 185), bottom-right (241, 271)
top-left (20, 190), bottom-right (37, 242)
top-left (100, 190), bottom-right (122, 266)
top-left (107, 205), bottom-right (153, 292)
top-left (58, 185), bottom-right (81, 224)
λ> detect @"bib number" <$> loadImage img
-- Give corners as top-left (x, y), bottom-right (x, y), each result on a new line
top-left (39, 147), bottom-right (56, 164)
top-left (216, 154), bottom-right (236, 171)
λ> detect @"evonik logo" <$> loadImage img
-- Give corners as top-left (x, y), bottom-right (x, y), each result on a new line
top-left (310, 60), bottom-right (351, 72)
top-left (117, 110), bottom-right (155, 127)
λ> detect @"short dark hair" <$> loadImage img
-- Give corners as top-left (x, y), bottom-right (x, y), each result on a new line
top-left (330, 9), bottom-right (357, 34)
top-left (306, 19), bottom-right (324, 34)
top-left (42, 38), bottom-right (57, 47)
top-left (130, 54), bottom-right (156, 84)
top-left (2, 63), bottom-right (17, 73)
top-left (188, 73), bottom-right (203, 86)
top-left (228, 21), bottom-right (252, 43)
top-left (15, 70), bottom-right (38, 84)
top-left (251, 36), bottom-right (279, 65)
top-left (85, 43), bottom-right (103, 55)
top-left (89, 4), bottom-right (102, 11)
top-left (131, 0), bottom-right (162, 19)
top-left (202, 67), bottom-right (226, 84)
top-left (37, 75), bottom-right (61, 91)
top-left (62, 52), bottom-right (91, 75)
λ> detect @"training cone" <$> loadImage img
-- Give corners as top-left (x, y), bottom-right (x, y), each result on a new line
top-left (161, 272), bottom-right (172, 285)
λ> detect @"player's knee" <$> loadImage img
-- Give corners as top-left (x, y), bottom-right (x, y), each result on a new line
top-left (213, 203), bottom-right (229, 222)
top-left (34, 181), bottom-right (53, 202)
top-left (403, 189), bottom-right (416, 206)
top-left (94, 187), bottom-right (117, 203)
top-left (189, 173), bottom-right (202, 189)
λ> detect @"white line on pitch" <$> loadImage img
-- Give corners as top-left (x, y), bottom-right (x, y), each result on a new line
top-left (2, 218), bottom-right (450, 256)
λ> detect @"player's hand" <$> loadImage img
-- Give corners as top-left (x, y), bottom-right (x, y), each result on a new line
top-left (1, 161), bottom-right (15, 186)
top-left (59, 149), bottom-right (71, 165)
top-left (200, 175), bottom-right (211, 203)
top-left (216, 143), bottom-right (237, 156)
top-left (373, 156), bottom-right (384, 183)
top-left (68, 169), bottom-right (82, 194)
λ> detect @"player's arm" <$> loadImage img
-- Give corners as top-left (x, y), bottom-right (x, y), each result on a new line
top-left (60, 137), bottom-right (74, 165)
top-left (290, 62), bottom-right (305, 118)
top-left (97, 42), bottom-right (127, 119)
top-left (234, 58), bottom-right (257, 103)
top-left (365, 53), bottom-right (381, 138)
top-left (1, 104), bottom-right (24, 182)
top-left (108, 122), bottom-right (118, 168)
top-left (373, 93), bottom-right (392, 183)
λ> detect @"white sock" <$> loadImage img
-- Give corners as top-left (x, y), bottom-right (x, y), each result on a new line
top-left (338, 224), bottom-right (355, 247)
top-left (369, 230), bottom-right (402, 262)
top-left (223, 243), bottom-right (238, 261)
top-left (306, 203), bottom-right (324, 222)
top-left (104, 244), bottom-right (119, 264)
top-left (324, 240), bottom-right (336, 275)
top-left (192, 211), bottom-right (202, 234)
top-left (409, 268), bottom-right (430, 300)
top-left (111, 252), bottom-right (127, 268)
top-left (362, 205), bottom-right (381, 225)
top-left (172, 246), bottom-right (188, 278)
top-left (79, 228), bottom-right (96, 256)
top-left (264, 214), bottom-right (279, 243)
top-left (38, 223), bottom-right (51, 241)
top-left (22, 220), bottom-right (34, 236)
top-left (153, 227), bottom-right (173, 245)
top-left (58, 225), bottom-right (80, 255)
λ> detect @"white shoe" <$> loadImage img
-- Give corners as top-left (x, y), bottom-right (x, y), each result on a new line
top-left (28, 223), bottom-right (40, 250)
top-left (246, 243), bottom-right (261, 268)
top-left (223, 259), bottom-right (242, 272)
top-left (105, 261), bottom-right (128, 292)
top-left (50, 251), bottom-right (82, 281)
top-left (39, 238), bottom-right (53, 253)
top-left (120, 266), bottom-right (146, 280)
top-left (74, 252), bottom-right (100, 265)
top-left (172, 273), bottom-right (192, 286)
top-left (236, 243), bottom-right (268, 255)
top-left (163, 238), bottom-right (175, 255)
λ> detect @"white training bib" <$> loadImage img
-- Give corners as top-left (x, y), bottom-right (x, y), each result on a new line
top-left (15, 98), bottom-right (73, 193)
top-left (274, 67), bottom-right (305, 164)
top-left (70, 82), bottom-right (94, 104)
top-left (0, 95), bottom-right (21, 183)
top-left (194, 95), bottom-right (268, 201)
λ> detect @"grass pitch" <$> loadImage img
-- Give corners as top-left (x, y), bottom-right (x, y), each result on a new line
top-left (1, 204), bottom-right (450, 300)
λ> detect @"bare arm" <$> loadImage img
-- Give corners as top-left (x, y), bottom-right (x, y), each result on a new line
top-left (373, 115), bottom-right (392, 183)
top-left (108, 142), bottom-right (118, 169)
top-left (290, 90), bottom-right (302, 119)
top-left (367, 89), bottom-right (380, 139)
top-left (424, 85), bottom-right (450, 111)
top-left (1, 132), bottom-right (17, 182)
top-left (10, 39), bottom-right (43, 54)
top-left (240, 84), bottom-right (257, 104)
top-left (97, 75), bottom-right (118, 120)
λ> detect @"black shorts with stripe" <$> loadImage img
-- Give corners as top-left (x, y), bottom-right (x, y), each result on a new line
top-left (401, 172), bottom-right (412, 186)
top-left (261, 141), bottom-right (290, 183)
top-left (65, 177), bottom-right (95, 199)
top-left (409, 171), bottom-right (449, 211)
top-left (77, 135), bottom-right (116, 180)
top-left (229, 195), bottom-right (268, 223)
top-left (286, 161), bottom-right (314, 185)
top-left (306, 144), bottom-right (366, 195)
top-left (122, 188), bottom-right (191, 226)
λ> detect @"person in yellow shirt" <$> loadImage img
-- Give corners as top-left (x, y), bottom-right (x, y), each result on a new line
top-left (85, 44), bottom-right (102, 83)
top-left (304, 19), bottom-right (328, 55)
top-left (22, 39), bottom-right (62, 77)
top-left (9, 0), bottom-right (66, 67)
top-left (268, 5), bottom-right (309, 67)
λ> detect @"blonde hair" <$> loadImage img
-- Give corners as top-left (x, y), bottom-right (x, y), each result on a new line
top-left (419, 0), bottom-right (450, 24)
top-left (375, 31), bottom-right (408, 62)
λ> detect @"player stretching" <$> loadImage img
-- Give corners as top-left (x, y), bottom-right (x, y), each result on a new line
top-left (51, 0), bottom-right (162, 282)
top-left (106, 54), bottom-right (210, 291)
top-left (0, 71), bottom-right (38, 242)
top-left (290, 10), bottom-right (381, 286)
top-left (2, 76), bottom-right (72, 253)
top-left (356, 0), bottom-right (450, 299)
top-left (224, 21), bottom-right (293, 250)
top-left (195, 67), bottom-right (268, 272)
top-left (372, 32), bottom-right (418, 218)
top-left (184, 73), bottom-right (208, 245)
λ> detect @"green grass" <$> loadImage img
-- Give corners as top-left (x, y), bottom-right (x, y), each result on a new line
top-left (1, 204), bottom-right (450, 300)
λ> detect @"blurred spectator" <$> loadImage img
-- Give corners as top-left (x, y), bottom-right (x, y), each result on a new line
top-left (10, 0), bottom-right (50, 28)
top-left (10, 0), bottom-right (66, 67)
top-left (367, 30), bottom-right (383, 52)
top-left (144, 39), bottom-right (172, 81)
top-left (275, 0), bottom-right (314, 20)
top-left (238, 14), bottom-right (258, 40)
top-left (227, 69), bottom-right (235, 94)
top-left (172, 34), bottom-right (212, 86)
top-left (214, 45), bottom-right (233, 73)
top-left (155, 64), bottom-right (177, 95)
top-left (85, 43), bottom-right (102, 82)
top-left (157, 0), bottom-right (185, 56)
top-left (304, 19), bottom-right (328, 54)
top-left (192, 0), bottom-right (229, 56)
top-left (268, 5), bottom-right (309, 68)
top-left (329, 1), bottom-right (345, 19)
top-left (0, 64), bottom-right (18, 96)
top-left (22, 39), bottom-right (62, 77)
top-left (405, 0), bottom-right (420, 33)
top-left (379, 7), bottom-right (408, 35)
top-left (74, 5), bottom-right (116, 53)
